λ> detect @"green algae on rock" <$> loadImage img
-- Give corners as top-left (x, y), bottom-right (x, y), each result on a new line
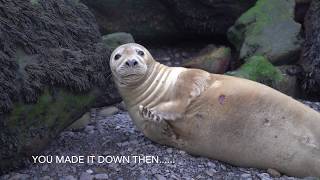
top-left (0, 0), bottom-right (121, 173)
top-left (226, 56), bottom-right (283, 87)
top-left (227, 0), bottom-right (302, 65)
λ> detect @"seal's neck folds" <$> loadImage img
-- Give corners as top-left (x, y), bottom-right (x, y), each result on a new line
top-left (118, 62), bottom-right (183, 107)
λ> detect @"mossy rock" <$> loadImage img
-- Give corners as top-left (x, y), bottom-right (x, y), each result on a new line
top-left (0, 0), bottom-right (121, 173)
top-left (227, 0), bottom-right (302, 65)
top-left (226, 56), bottom-right (283, 88)
top-left (0, 88), bottom-right (102, 172)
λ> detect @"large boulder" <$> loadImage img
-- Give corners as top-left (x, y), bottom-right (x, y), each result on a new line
top-left (298, 0), bottom-right (320, 99)
top-left (0, 0), bottom-right (121, 173)
top-left (81, 0), bottom-right (256, 42)
top-left (228, 0), bottom-right (302, 65)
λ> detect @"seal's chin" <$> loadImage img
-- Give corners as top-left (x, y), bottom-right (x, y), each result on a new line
top-left (116, 70), bottom-right (147, 86)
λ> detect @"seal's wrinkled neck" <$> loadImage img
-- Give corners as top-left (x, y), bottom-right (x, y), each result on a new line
top-left (117, 61), bottom-right (172, 107)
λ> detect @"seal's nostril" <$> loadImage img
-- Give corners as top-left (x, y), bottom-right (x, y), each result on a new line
top-left (125, 59), bottom-right (138, 67)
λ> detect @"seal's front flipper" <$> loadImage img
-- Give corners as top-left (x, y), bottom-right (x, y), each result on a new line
top-left (139, 105), bottom-right (182, 122)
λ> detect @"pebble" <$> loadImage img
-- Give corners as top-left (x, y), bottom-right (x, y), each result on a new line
top-left (205, 169), bottom-right (217, 177)
top-left (8, 173), bottom-right (30, 180)
top-left (257, 173), bottom-right (272, 180)
top-left (99, 106), bottom-right (119, 116)
top-left (154, 174), bottom-right (166, 180)
top-left (60, 175), bottom-right (77, 180)
top-left (166, 148), bottom-right (173, 154)
top-left (79, 172), bottom-right (94, 180)
top-left (94, 173), bottom-right (109, 180)
top-left (40, 176), bottom-right (54, 180)
top-left (86, 169), bottom-right (93, 174)
top-left (240, 173), bottom-right (252, 180)
top-left (267, 168), bottom-right (281, 178)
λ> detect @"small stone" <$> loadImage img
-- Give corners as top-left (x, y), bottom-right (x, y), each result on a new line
top-left (166, 148), bottom-right (173, 154)
top-left (99, 106), bottom-right (119, 116)
top-left (207, 162), bottom-right (216, 168)
top-left (79, 172), bottom-right (94, 180)
top-left (220, 164), bottom-right (226, 170)
top-left (86, 169), bottom-right (93, 174)
top-left (60, 175), bottom-right (77, 180)
top-left (136, 175), bottom-right (148, 180)
top-left (257, 173), bottom-right (272, 180)
top-left (267, 168), bottom-right (281, 178)
top-left (240, 173), bottom-right (252, 180)
top-left (40, 176), bottom-right (53, 180)
top-left (162, 57), bottom-right (171, 61)
top-left (94, 173), bottom-right (109, 180)
top-left (84, 125), bottom-right (95, 133)
top-left (42, 164), bottom-right (48, 171)
top-left (154, 174), bottom-right (166, 180)
top-left (205, 169), bottom-right (217, 177)
top-left (9, 173), bottom-right (30, 180)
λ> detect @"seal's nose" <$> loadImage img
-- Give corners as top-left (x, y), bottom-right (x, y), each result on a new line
top-left (125, 59), bottom-right (138, 67)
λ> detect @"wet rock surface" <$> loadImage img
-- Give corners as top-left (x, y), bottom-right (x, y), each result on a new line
top-left (298, 0), bottom-right (320, 100)
top-left (1, 101), bottom-right (319, 180)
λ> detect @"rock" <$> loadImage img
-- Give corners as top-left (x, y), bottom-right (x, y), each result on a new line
top-left (81, 0), bottom-right (179, 42)
top-left (0, 0), bottom-right (121, 173)
top-left (226, 56), bottom-right (284, 89)
top-left (298, 0), bottom-right (320, 99)
top-left (267, 168), bottom-right (281, 178)
top-left (257, 173), bottom-right (272, 180)
top-left (80, 172), bottom-right (94, 180)
top-left (240, 173), bottom-right (252, 180)
top-left (99, 106), bottom-right (119, 117)
top-left (295, 0), bottom-right (311, 24)
top-left (94, 173), bottom-right (109, 180)
top-left (228, 0), bottom-right (302, 65)
top-left (81, 0), bottom-right (256, 42)
top-left (60, 175), bottom-right (77, 180)
top-left (102, 32), bottom-right (135, 50)
top-left (8, 173), bottom-right (30, 180)
top-left (40, 176), bottom-right (54, 180)
top-left (183, 45), bottom-right (231, 74)
top-left (205, 169), bottom-right (217, 177)
top-left (159, 0), bottom-right (256, 38)
top-left (275, 65), bottom-right (300, 97)
top-left (154, 174), bottom-right (166, 180)
top-left (68, 112), bottom-right (91, 131)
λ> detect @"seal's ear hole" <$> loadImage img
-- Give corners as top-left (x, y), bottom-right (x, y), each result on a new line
top-left (137, 50), bottom-right (144, 56)
top-left (114, 54), bottom-right (121, 60)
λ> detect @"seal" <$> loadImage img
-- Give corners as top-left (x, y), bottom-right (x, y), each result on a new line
top-left (110, 43), bottom-right (320, 177)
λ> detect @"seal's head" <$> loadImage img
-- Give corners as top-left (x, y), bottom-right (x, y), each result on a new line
top-left (110, 43), bottom-right (155, 86)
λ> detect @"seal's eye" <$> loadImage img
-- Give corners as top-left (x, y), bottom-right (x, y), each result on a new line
top-left (114, 54), bottom-right (121, 60)
top-left (137, 50), bottom-right (144, 56)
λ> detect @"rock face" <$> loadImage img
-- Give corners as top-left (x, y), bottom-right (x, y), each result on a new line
top-left (0, 0), bottom-right (121, 173)
top-left (228, 0), bottom-right (302, 65)
top-left (81, 0), bottom-right (256, 42)
top-left (183, 45), bottom-right (231, 74)
top-left (81, 0), bottom-right (179, 42)
top-left (299, 0), bottom-right (320, 99)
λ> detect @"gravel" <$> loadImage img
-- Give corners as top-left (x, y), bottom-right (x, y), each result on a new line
top-left (1, 100), bottom-right (319, 180)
